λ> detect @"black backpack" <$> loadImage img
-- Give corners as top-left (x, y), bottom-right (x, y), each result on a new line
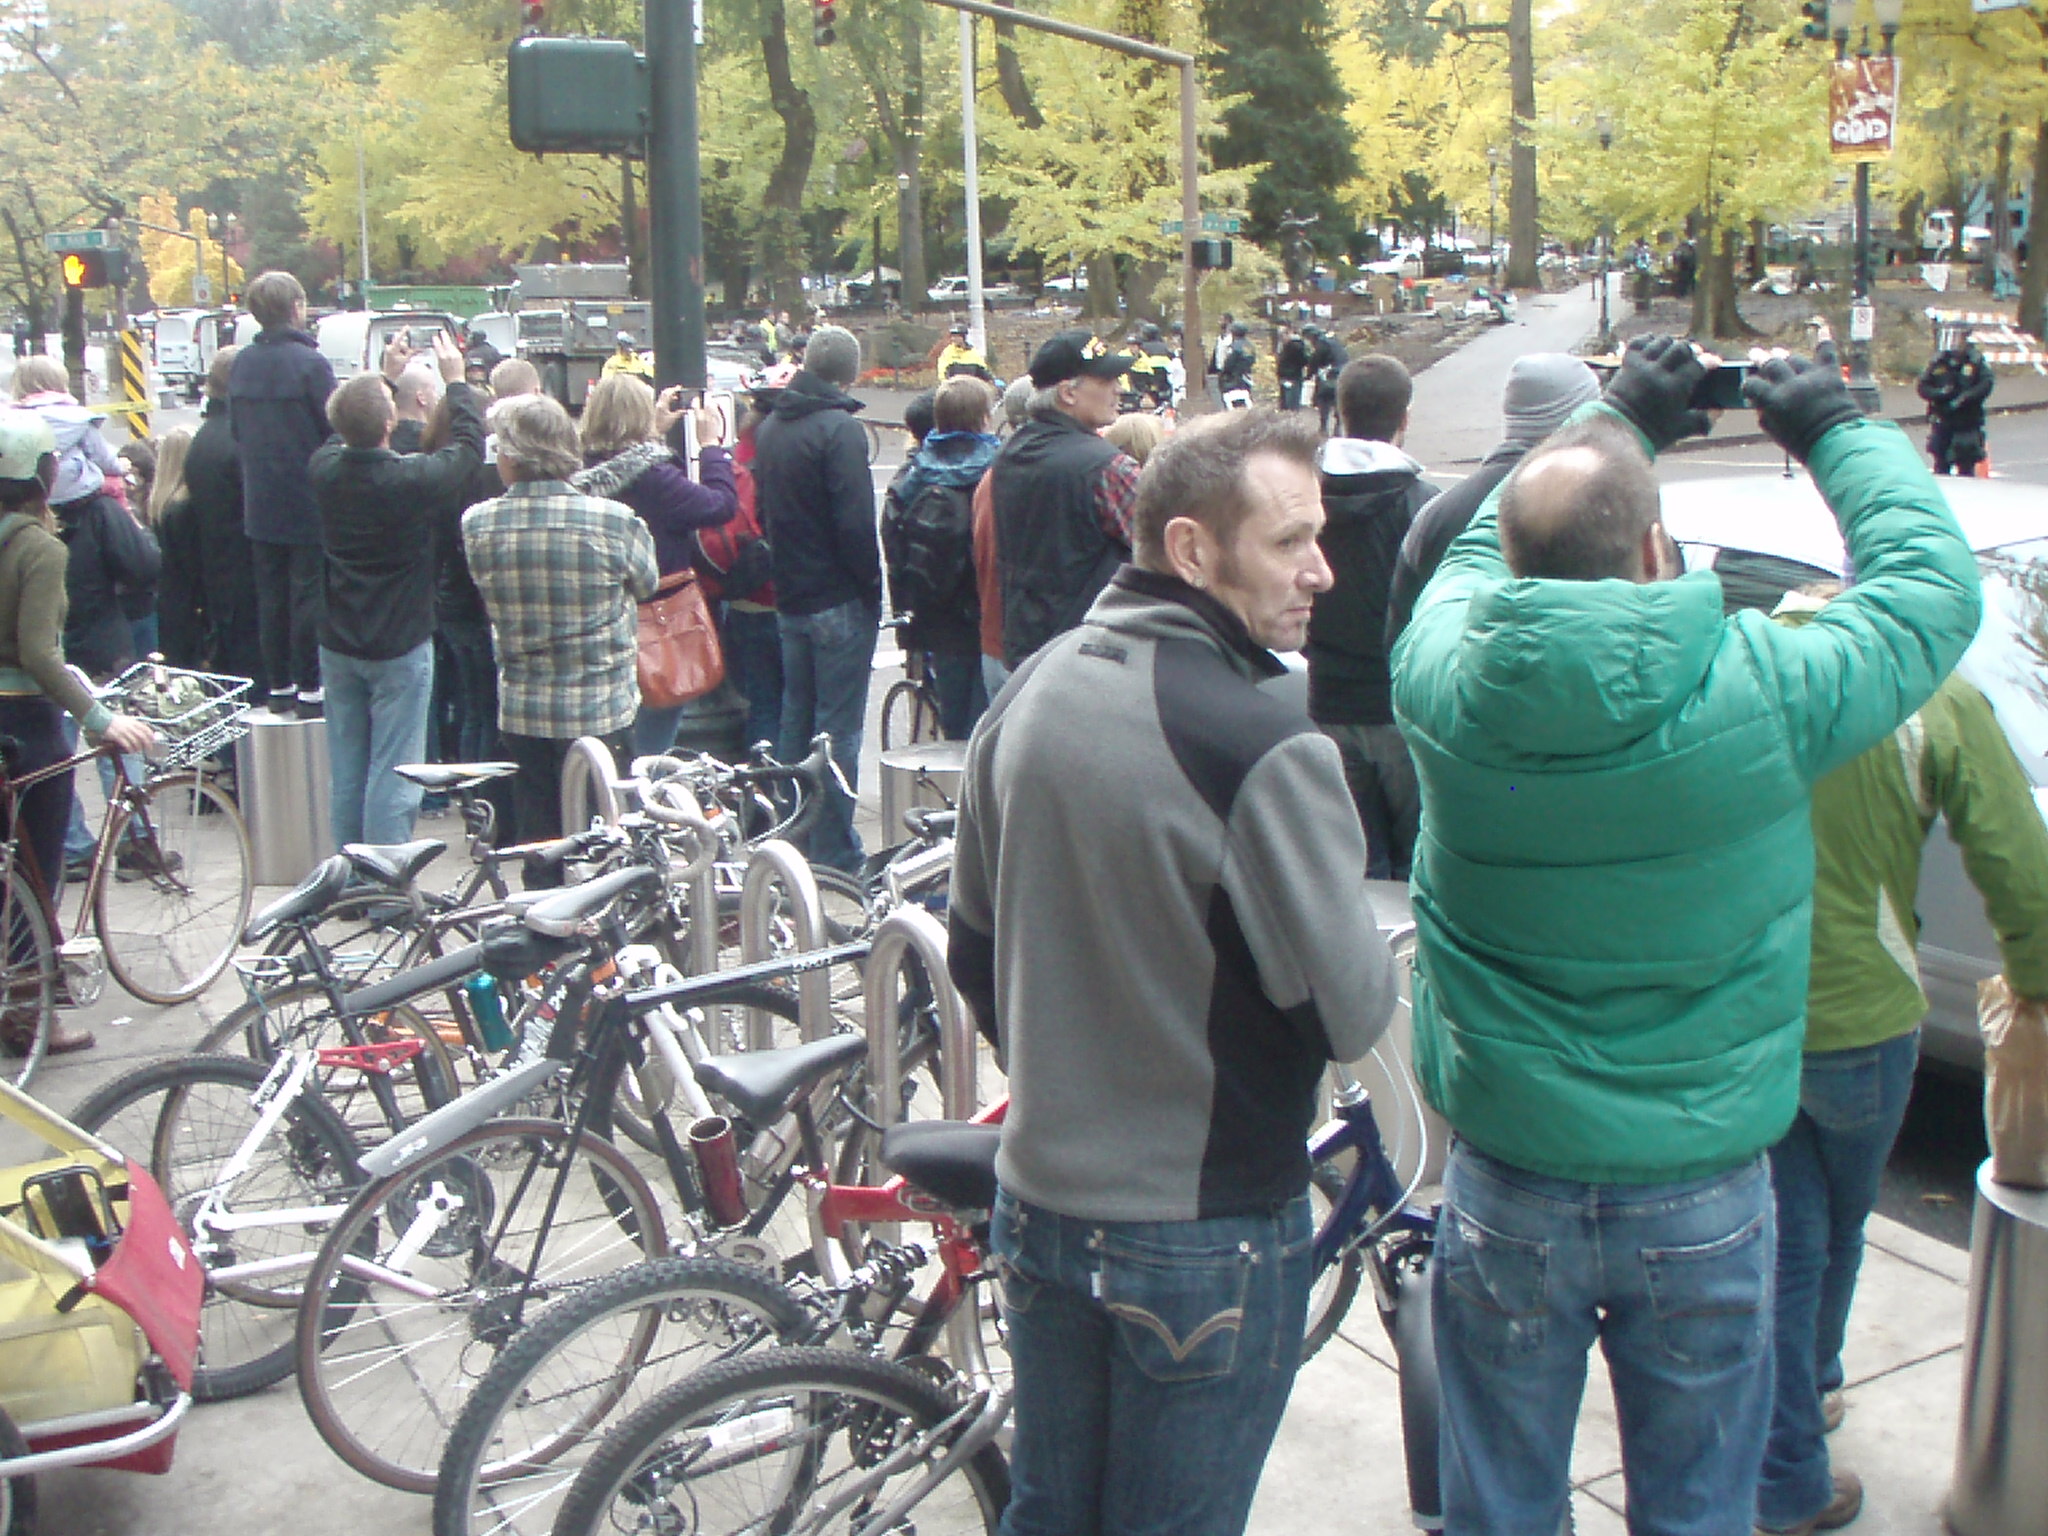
top-left (882, 477), bottom-right (978, 629)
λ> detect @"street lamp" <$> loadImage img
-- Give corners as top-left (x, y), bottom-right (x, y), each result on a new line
top-left (1844, 0), bottom-right (1905, 415)
top-left (1595, 113), bottom-right (1614, 355)
top-left (208, 213), bottom-right (236, 305)
top-left (1487, 146), bottom-right (1502, 259)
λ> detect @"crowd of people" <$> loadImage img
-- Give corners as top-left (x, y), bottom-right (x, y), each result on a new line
top-left (1, 262), bottom-right (2037, 1536)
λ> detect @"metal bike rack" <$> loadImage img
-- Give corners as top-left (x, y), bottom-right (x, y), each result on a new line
top-left (861, 906), bottom-right (977, 1129)
top-left (738, 840), bottom-right (832, 1047)
top-left (558, 735), bottom-right (625, 831)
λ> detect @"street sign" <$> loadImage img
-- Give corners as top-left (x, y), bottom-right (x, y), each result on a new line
top-left (1830, 56), bottom-right (1899, 162)
top-left (193, 273), bottom-right (213, 304)
top-left (43, 229), bottom-right (111, 253)
top-left (1849, 301), bottom-right (1875, 343)
top-left (1161, 214), bottom-right (1242, 236)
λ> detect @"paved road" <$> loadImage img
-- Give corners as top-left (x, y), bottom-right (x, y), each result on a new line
top-left (1404, 279), bottom-right (1605, 468)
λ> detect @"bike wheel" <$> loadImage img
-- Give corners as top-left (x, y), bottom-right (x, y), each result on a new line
top-left (879, 678), bottom-right (942, 754)
top-left (0, 1404), bottom-right (34, 1536)
top-left (198, 977), bottom-right (462, 1146)
top-left (551, 1346), bottom-right (1009, 1536)
top-left (0, 866), bottom-right (57, 1088)
top-left (1303, 1158), bottom-right (1364, 1360)
top-left (295, 1117), bottom-right (668, 1492)
top-left (95, 771), bottom-right (252, 1003)
top-left (596, 984), bottom-right (804, 1155)
top-left (433, 1256), bottom-right (806, 1536)
top-left (69, 1053), bottom-right (364, 1401)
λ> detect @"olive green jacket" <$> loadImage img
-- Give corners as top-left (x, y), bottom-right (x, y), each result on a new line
top-left (1392, 409), bottom-right (1980, 1183)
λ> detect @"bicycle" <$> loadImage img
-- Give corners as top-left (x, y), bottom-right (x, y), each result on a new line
top-left (877, 630), bottom-right (944, 753)
top-left (0, 663), bottom-right (254, 1079)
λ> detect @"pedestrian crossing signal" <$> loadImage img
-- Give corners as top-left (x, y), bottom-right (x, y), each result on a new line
top-left (59, 250), bottom-right (127, 289)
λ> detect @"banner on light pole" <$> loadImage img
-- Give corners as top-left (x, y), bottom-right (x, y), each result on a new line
top-left (1830, 57), bottom-right (1898, 162)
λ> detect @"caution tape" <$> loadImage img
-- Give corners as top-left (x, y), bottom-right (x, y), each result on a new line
top-left (1925, 308), bottom-right (2048, 375)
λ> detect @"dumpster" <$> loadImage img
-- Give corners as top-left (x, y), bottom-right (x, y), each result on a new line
top-left (1948, 1161), bottom-right (2048, 1536)
top-left (878, 740), bottom-right (965, 843)
top-left (233, 713), bottom-right (331, 886)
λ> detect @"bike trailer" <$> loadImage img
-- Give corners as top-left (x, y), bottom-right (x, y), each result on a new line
top-left (0, 1077), bottom-right (203, 1483)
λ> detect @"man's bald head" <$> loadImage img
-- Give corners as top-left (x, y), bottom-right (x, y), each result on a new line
top-left (490, 357), bottom-right (542, 399)
top-left (394, 361), bottom-right (442, 422)
top-left (1498, 419), bottom-right (1663, 583)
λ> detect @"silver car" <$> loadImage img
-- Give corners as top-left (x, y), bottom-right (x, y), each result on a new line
top-left (1662, 470), bottom-right (2046, 1071)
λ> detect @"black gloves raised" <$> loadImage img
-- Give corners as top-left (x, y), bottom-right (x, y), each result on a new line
top-left (1742, 352), bottom-right (1864, 463)
top-left (1601, 335), bottom-right (1713, 453)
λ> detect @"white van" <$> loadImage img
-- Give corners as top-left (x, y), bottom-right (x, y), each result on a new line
top-left (314, 310), bottom-right (462, 379)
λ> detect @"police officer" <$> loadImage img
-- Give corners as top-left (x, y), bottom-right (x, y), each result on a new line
top-left (1917, 328), bottom-right (1994, 476)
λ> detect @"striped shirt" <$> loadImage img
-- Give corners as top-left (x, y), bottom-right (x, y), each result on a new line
top-left (463, 480), bottom-right (658, 739)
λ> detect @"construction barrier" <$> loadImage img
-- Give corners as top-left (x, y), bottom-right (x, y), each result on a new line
top-left (117, 329), bottom-right (150, 439)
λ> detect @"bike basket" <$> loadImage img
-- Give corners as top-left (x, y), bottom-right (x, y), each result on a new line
top-left (103, 662), bottom-right (254, 773)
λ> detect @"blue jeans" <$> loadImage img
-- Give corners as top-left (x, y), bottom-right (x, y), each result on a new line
top-left (776, 598), bottom-right (877, 874)
top-left (435, 618), bottom-right (499, 767)
top-left (992, 1188), bottom-right (1312, 1536)
top-left (721, 606), bottom-right (784, 753)
top-left (630, 702), bottom-right (684, 762)
top-left (1757, 1028), bottom-right (1919, 1530)
top-left (1434, 1141), bottom-right (1775, 1536)
top-left (929, 650), bottom-right (988, 740)
top-left (322, 642), bottom-right (434, 850)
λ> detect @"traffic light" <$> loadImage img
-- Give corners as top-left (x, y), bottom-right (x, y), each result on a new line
top-left (1191, 239), bottom-right (1233, 272)
top-left (1799, 0), bottom-right (1851, 42)
top-left (59, 249), bottom-right (128, 289)
top-left (813, 0), bottom-right (836, 46)
top-left (520, 0), bottom-right (544, 33)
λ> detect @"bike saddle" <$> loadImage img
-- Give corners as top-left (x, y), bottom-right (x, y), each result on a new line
top-left (392, 761), bottom-right (519, 792)
top-left (693, 1034), bottom-right (867, 1129)
top-left (241, 854), bottom-right (354, 944)
top-left (520, 865), bottom-right (660, 937)
top-left (880, 1121), bottom-right (1000, 1212)
top-left (342, 838), bottom-right (446, 889)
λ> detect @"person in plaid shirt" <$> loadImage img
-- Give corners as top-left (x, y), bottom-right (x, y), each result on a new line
top-left (463, 393), bottom-right (657, 852)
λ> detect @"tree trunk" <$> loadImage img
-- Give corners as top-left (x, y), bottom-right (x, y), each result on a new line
top-left (621, 157), bottom-right (644, 301)
top-left (1704, 226), bottom-right (1758, 340)
top-left (1993, 124), bottom-right (2014, 258)
top-left (1748, 217), bottom-right (1766, 281)
top-left (992, 0), bottom-right (1043, 128)
top-left (758, 0), bottom-right (818, 313)
top-left (1504, 0), bottom-right (1540, 291)
top-left (1085, 253), bottom-right (1119, 318)
top-left (2020, 115), bottom-right (2048, 339)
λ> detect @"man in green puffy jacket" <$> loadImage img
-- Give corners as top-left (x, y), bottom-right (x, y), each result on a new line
top-left (1757, 640), bottom-right (2048, 1535)
top-left (1391, 336), bottom-right (1981, 1536)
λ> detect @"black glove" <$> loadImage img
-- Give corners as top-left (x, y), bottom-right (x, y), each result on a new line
top-left (1742, 353), bottom-right (1863, 462)
top-left (1602, 335), bottom-right (1712, 452)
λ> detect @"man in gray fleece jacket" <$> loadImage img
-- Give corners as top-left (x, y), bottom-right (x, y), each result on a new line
top-left (948, 407), bottom-right (1398, 1536)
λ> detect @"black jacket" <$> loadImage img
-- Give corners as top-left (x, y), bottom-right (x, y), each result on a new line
top-left (992, 414), bottom-right (1127, 668)
top-left (1304, 439), bottom-right (1436, 727)
top-left (54, 490), bottom-right (161, 679)
top-left (229, 326), bottom-right (337, 547)
top-left (310, 381), bottom-right (486, 659)
top-left (1276, 336), bottom-right (1309, 385)
top-left (1918, 348), bottom-right (1994, 430)
top-left (1384, 440), bottom-right (1525, 648)
top-left (173, 397), bottom-right (263, 685)
top-left (1309, 336), bottom-right (1349, 399)
top-left (752, 371), bottom-right (880, 618)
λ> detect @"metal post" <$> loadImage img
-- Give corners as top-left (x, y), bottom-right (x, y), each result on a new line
top-left (959, 12), bottom-right (987, 356)
top-left (354, 133), bottom-right (372, 301)
top-left (738, 842), bottom-right (832, 1046)
top-left (1179, 58), bottom-right (1203, 394)
top-left (860, 907), bottom-right (977, 1128)
top-left (647, 0), bottom-right (708, 390)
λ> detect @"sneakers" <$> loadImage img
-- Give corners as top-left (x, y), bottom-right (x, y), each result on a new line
top-left (1758, 1471), bottom-right (1863, 1536)
top-left (0, 1009), bottom-right (94, 1057)
top-left (114, 842), bottom-right (185, 881)
top-left (296, 689), bottom-right (325, 720)
top-left (1822, 1390), bottom-right (1846, 1434)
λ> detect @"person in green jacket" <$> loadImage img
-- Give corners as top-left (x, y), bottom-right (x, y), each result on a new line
top-left (1391, 336), bottom-right (1981, 1536)
top-left (1756, 629), bottom-right (2048, 1535)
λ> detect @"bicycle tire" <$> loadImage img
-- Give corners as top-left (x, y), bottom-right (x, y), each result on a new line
top-left (863, 419), bottom-right (883, 466)
top-left (432, 1256), bottom-right (807, 1536)
top-left (879, 678), bottom-right (942, 755)
top-left (0, 866), bottom-right (56, 1088)
top-left (69, 1052), bottom-right (365, 1401)
top-left (595, 983), bottom-right (805, 1155)
top-left (0, 1403), bottom-right (35, 1536)
top-left (95, 770), bottom-right (252, 1003)
top-left (198, 977), bottom-right (462, 1146)
top-left (295, 1117), bottom-right (668, 1492)
top-left (1302, 1158), bottom-right (1364, 1360)
top-left (549, 1346), bottom-right (1009, 1536)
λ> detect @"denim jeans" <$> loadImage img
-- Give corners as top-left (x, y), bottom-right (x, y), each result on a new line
top-left (59, 717), bottom-right (142, 866)
top-left (1434, 1141), bottom-right (1775, 1536)
top-left (434, 617), bottom-right (500, 768)
top-left (721, 606), bottom-right (784, 754)
top-left (776, 598), bottom-right (877, 874)
top-left (322, 642), bottom-right (434, 850)
top-left (992, 1188), bottom-right (1313, 1536)
top-left (1757, 1028), bottom-right (1919, 1530)
top-left (981, 653), bottom-right (1011, 703)
top-left (929, 649), bottom-right (988, 740)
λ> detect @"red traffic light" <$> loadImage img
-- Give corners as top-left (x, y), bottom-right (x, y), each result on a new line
top-left (814, 0), bottom-right (836, 45)
top-left (521, 0), bottom-right (544, 34)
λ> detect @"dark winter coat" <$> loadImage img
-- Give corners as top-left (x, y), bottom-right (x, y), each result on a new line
top-left (1384, 439), bottom-right (1525, 648)
top-left (1304, 437), bottom-right (1436, 727)
top-left (573, 440), bottom-right (738, 577)
top-left (752, 370), bottom-right (880, 618)
top-left (175, 397), bottom-right (262, 684)
top-left (54, 490), bottom-right (161, 679)
top-left (229, 325), bottom-right (337, 547)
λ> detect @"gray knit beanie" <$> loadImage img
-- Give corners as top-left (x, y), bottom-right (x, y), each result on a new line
top-left (1501, 354), bottom-right (1601, 445)
top-left (804, 325), bottom-right (862, 388)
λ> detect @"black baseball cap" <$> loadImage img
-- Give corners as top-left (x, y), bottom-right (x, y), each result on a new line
top-left (1028, 328), bottom-right (1136, 388)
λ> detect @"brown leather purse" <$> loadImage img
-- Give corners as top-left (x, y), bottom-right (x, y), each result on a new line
top-left (636, 569), bottom-right (726, 708)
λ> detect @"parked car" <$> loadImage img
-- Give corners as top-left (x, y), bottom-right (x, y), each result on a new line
top-left (1661, 470), bottom-right (2046, 1073)
top-left (925, 274), bottom-right (1023, 306)
top-left (314, 309), bottom-right (463, 380)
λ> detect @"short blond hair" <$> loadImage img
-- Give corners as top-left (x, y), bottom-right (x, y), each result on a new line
top-left (1103, 412), bottom-right (1167, 467)
top-left (492, 393), bottom-right (582, 482)
top-left (9, 356), bottom-right (69, 398)
top-left (580, 373), bottom-right (658, 459)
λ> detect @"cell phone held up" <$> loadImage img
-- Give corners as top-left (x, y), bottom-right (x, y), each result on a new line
top-left (1689, 360), bottom-right (1750, 411)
